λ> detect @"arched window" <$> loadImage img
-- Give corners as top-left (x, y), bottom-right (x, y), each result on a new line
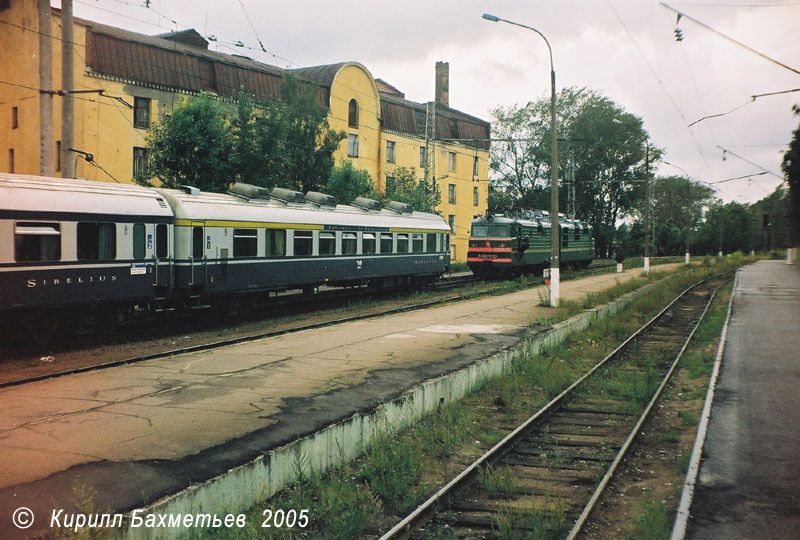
top-left (348, 99), bottom-right (359, 127)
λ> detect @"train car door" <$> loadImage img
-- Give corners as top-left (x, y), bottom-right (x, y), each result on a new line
top-left (153, 223), bottom-right (171, 288)
top-left (190, 225), bottom-right (207, 285)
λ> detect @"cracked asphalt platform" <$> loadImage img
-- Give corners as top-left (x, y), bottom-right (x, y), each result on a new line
top-left (686, 261), bottom-right (800, 540)
top-left (0, 267), bottom-right (664, 538)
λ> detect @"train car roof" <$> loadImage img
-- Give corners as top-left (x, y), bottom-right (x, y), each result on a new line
top-left (155, 188), bottom-right (451, 233)
top-left (473, 213), bottom-right (592, 230)
top-left (0, 174), bottom-right (174, 218)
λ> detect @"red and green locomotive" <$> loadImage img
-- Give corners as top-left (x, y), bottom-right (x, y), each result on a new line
top-left (467, 210), bottom-right (594, 278)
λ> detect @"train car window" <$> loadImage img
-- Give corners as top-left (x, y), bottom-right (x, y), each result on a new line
top-left (265, 229), bottom-right (286, 257)
top-left (397, 234), bottom-right (409, 253)
top-left (14, 222), bottom-right (61, 262)
top-left (472, 225), bottom-right (489, 237)
top-left (233, 228), bottom-right (258, 258)
top-left (444, 234), bottom-right (450, 252)
top-left (133, 224), bottom-right (146, 260)
top-left (319, 232), bottom-right (336, 256)
top-left (77, 222), bottom-right (116, 260)
top-left (294, 231), bottom-right (313, 256)
top-left (362, 233), bottom-right (376, 254)
top-left (192, 227), bottom-right (204, 259)
top-left (380, 233), bottom-right (393, 254)
top-left (488, 225), bottom-right (508, 237)
top-left (426, 233), bottom-right (437, 253)
top-left (575, 227), bottom-right (580, 241)
top-left (156, 224), bottom-right (168, 258)
top-left (412, 234), bottom-right (424, 253)
top-left (562, 228), bottom-right (569, 247)
top-left (342, 232), bottom-right (357, 255)
top-left (538, 222), bottom-right (544, 235)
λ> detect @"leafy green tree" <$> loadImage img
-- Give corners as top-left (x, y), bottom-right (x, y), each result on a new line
top-left (489, 87), bottom-right (656, 256)
top-left (748, 185), bottom-right (792, 251)
top-left (695, 202), bottom-right (754, 255)
top-left (384, 166), bottom-right (440, 214)
top-left (273, 75), bottom-right (345, 193)
top-left (650, 175), bottom-right (715, 254)
top-left (781, 105), bottom-right (800, 246)
top-left (143, 94), bottom-right (235, 191)
top-left (326, 159), bottom-right (378, 204)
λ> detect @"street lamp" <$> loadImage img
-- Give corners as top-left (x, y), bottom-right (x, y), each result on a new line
top-left (482, 12), bottom-right (560, 306)
top-left (612, 118), bottom-right (651, 275)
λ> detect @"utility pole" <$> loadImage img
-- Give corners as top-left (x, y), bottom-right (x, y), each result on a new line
top-left (38, 0), bottom-right (54, 176)
top-left (61, 0), bottom-right (76, 178)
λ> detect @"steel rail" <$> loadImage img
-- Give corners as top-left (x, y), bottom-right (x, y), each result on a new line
top-left (378, 275), bottom-right (720, 540)
top-left (565, 278), bottom-right (727, 539)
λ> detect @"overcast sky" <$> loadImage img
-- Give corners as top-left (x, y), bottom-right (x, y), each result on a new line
top-left (62, 0), bottom-right (800, 205)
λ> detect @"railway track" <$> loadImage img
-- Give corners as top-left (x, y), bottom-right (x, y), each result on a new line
top-left (378, 275), bottom-right (727, 540)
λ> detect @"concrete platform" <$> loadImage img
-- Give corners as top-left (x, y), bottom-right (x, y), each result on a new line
top-left (684, 261), bottom-right (800, 539)
top-left (0, 267), bottom-right (664, 539)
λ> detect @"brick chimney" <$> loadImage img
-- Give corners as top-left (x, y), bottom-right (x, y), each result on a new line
top-left (435, 61), bottom-right (449, 108)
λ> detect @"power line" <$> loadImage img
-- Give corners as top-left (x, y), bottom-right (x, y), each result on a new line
top-left (662, 2), bottom-right (800, 75)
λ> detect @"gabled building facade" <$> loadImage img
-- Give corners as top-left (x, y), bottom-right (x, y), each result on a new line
top-left (0, 0), bottom-right (490, 261)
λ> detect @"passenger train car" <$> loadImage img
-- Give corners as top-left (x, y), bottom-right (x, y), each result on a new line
top-left (0, 173), bottom-right (451, 334)
top-left (467, 210), bottom-right (594, 278)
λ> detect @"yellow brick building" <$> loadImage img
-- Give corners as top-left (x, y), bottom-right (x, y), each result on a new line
top-left (0, 1), bottom-right (490, 262)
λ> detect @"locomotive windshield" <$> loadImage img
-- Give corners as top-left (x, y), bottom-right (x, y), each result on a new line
top-left (472, 224), bottom-right (510, 237)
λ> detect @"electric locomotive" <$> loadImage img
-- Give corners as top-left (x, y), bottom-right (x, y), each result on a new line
top-left (467, 210), bottom-right (594, 278)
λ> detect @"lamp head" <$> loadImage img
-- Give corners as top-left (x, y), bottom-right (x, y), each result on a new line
top-left (482, 13), bottom-right (500, 22)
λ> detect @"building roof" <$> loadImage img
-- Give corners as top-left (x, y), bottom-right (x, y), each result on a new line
top-left (77, 15), bottom-right (488, 148)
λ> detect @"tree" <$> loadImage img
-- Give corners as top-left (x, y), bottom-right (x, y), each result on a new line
top-left (695, 202), bottom-right (754, 255)
top-left (143, 93), bottom-right (235, 191)
top-left (489, 87), bottom-right (656, 257)
top-left (384, 166), bottom-right (440, 214)
top-left (273, 75), bottom-right (344, 193)
top-left (781, 105), bottom-right (800, 247)
top-left (326, 159), bottom-right (378, 204)
top-left (144, 76), bottom-right (344, 194)
top-left (650, 175), bottom-right (714, 254)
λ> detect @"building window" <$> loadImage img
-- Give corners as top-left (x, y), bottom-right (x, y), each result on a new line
top-left (8, 148), bottom-right (13, 173)
top-left (386, 140), bottom-right (396, 163)
top-left (348, 99), bottom-right (359, 127)
top-left (133, 147), bottom-right (149, 179)
top-left (134, 97), bottom-right (150, 129)
top-left (385, 176), bottom-right (395, 196)
top-left (473, 186), bottom-right (479, 206)
top-left (11, 106), bottom-right (18, 129)
top-left (448, 214), bottom-right (456, 233)
top-left (347, 134), bottom-right (359, 158)
top-left (56, 140), bottom-right (61, 172)
top-left (448, 151), bottom-right (456, 172)
top-left (473, 155), bottom-right (479, 177)
top-left (419, 146), bottom-right (426, 168)
top-left (448, 183), bottom-right (456, 204)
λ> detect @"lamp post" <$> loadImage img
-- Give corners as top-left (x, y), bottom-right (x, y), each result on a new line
top-left (613, 118), bottom-right (651, 274)
top-left (482, 13), bottom-right (560, 306)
